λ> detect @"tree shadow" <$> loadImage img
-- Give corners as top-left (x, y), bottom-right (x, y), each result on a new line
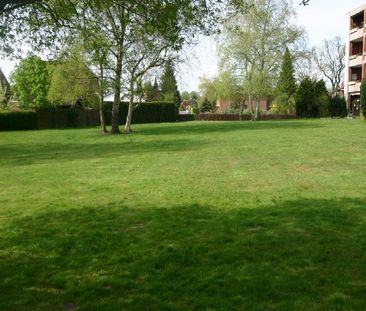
top-left (141, 120), bottom-right (324, 136)
top-left (0, 136), bottom-right (206, 167)
top-left (1, 197), bottom-right (366, 310)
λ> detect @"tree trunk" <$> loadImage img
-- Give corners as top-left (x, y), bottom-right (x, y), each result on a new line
top-left (99, 63), bottom-right (107, 134)
top-left (254, 99), bottom-right (260, 121)
top-left (239, 100), bottom-right (244, 121)
top-left (111, 56), bottom-right (123, 134)
top-left (124, 81), bottom-right (134, 134)
top-left (99, 98), bottom-right (107, 133)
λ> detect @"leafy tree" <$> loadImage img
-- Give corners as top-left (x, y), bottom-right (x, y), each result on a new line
top-left (219, 0), bottom-right (302, 120)
top-left (271, 93), bottom-right (295, 115)
top-left (47, 51), bottom-right (99, 107)
top-left (181, 91), bottom-right (190, 101)
top-left (276, 47), bottom-right (297, 97)
top-left (11, 55), bottom-right (50, 109)
top-left (360, 78), bottom-right (366, 119)
top-left (161, 61), bottom-right (181, 106)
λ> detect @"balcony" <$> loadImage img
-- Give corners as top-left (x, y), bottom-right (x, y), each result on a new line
top-left (349, 54), bottom-right (363, 66)
top-left (348, 81), bottom-right (361, 93)
top-left (350, 27), bottom-right (364, 41)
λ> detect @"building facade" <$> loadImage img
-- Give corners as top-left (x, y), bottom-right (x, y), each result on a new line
top-left (345, 5), bottom-right (366, 115)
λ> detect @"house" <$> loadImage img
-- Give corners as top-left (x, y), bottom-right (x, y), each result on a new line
top-left (103, 93), bottom-right (145, 104)
top-left (0, 68), bottom-right (12, 99)
top-left (345, 4), bottom-right (366, 115)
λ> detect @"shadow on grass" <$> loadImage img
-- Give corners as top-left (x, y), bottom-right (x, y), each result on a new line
top-left (0, 136), bottom-right (206, 167)
top-left (141, 120), bottom-right (324, 136)
top-left (1, 197), bottom-right (366, 310)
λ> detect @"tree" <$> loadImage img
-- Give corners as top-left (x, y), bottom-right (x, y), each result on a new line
top-left (219, 0), bottom-right (302, 120)
top-left (295, 77), bottom-right (329, 118)
top-left (314, 80), bottom-right (329, 117)
top-left (200, 98), bottom-right (216, 112)
top-left (10, 55), bottom-right (50, 109)
top-left (161, 61), bottom-right (181, 106)
top-left (315, 37), bottom-right (345, 96)
top-left (295, 77), bottom-right (316, 118)
top-left (181, 91), bottom-right (190, 101)
top-left (329, 95), bottom-right (347, 118)
top-left (276, 47), bottom-right (297, 97)
top-left (47, 50), bottom-right (99, 107)
top-left (1, 0), bottom-right (219, 134)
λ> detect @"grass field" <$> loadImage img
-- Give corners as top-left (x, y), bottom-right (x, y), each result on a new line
top-left (1, 119), bottom-right (366, 310)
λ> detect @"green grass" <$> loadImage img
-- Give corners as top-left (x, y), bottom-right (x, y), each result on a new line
top-left (1, 119), bottom-right (366, 310)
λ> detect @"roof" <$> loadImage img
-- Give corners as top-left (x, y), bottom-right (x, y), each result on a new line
top-left (104, 93), bottom-right (145, 103)
top-left (0, 68), bottom-right (12, 97)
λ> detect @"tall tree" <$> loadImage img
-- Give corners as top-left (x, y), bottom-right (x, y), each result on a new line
top-left (47, 50), bottom-right (99, 107)
top-left (219, 0), bottom-right (302, 120)
top-left (315, 37), bottom-right (345, 96)
top-left (161, 61), bottom-right (181, 106)
top-left (276, 47), bottom-right (297, 96)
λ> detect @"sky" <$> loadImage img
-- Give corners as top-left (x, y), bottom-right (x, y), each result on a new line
top-left (1, 0), bottom-right (366, 91)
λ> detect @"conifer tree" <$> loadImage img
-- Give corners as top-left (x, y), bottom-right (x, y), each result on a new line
top-left (276, 47), bottom-right (297, 97)
top-left (161, 61), bottom-right (180, 105)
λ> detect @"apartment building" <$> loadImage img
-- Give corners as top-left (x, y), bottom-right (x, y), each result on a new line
top-left (345, 5), bottom-right (366, 115)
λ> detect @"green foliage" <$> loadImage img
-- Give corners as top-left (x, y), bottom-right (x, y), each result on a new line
top-left (276, 48), bottom-right (297, 97)
top-left (271, 93), bottom-right (295, 114)
top-left (329, 96), bottom-right (347, 118)
top-left (360, 78), bottom-right (366, 118)
top-left (47, 52), bottom-right (99, 107)
top-left (181, 91), bottom-right (191, 100)
top-left (0, 111), bottom-right (37, 131)
top-left (11, 55), bottom-right (50, 109)
top-left (295, 78), bottom-right (329, 118)
top-left (160, 61), bottom-right (180, 106)
top-left (143, 79), bottom-right (162, 102)
top-left (200, 98), bottom-right (216, 113)
top-left (315, 80), bottom-right (330, 118)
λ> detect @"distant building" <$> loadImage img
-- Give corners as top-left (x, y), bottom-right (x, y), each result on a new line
top-left (0, 68), bottom-right (12, 98)
top-left (345, 4), bottom-right (366, 115)
top-left (103, 93), bottom-right (145, 104)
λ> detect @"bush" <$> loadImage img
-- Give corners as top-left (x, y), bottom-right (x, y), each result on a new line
top-left (296, 78), bottom-right (329, 118)
top-left (329, 96), bottom-right (347, 118)
top-left (0, 111), bottom-right (37, 131)
top-left (271, 92), bottom-right (295, 114)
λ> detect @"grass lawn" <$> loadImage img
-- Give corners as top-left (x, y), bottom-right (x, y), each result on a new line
top-left (1, 119), bottom-right (366, 310)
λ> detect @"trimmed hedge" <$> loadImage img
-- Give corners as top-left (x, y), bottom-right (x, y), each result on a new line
top-left (178, 114), bottom-right (195, 122)
top-left (197, 113), bottom-right (297, 121)
top-left (0, 102), bottom-right (178, 131)
top-left (105, 102), bottom-right (178, 125)
top-left (0, 111), bottom-right (37, 131)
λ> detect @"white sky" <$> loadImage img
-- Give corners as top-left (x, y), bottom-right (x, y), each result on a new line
top-left (1, 0), bottom-right (365, 91)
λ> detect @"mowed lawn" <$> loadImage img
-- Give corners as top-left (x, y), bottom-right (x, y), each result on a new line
top-left (1, 119), bottom-right (366, 310)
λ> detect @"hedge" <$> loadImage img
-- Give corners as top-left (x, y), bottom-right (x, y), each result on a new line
top-left (197, 113), bottom-right (297, 121)
top-left (0, 102), bottom-right (178, 131)
top-left (104, 102), bottom-right (178, 125)
top-left (178, 114), bottom-right (195, 122)
top-left (0, 111), bottom-right (37, 131)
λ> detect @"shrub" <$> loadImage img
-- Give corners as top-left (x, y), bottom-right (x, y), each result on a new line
top-left (329, 96), bottom-right (347, 118)
top-left (296, 78), bottom-right (329, 118)
top-left (271, 92), bottom-right (295, 114)
top-left (0, 111), bottom-right (37, 131)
